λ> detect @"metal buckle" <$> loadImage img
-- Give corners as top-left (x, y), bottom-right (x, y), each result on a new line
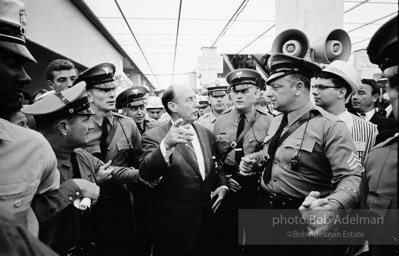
top-left (230, 141), bottom-right (237, 148)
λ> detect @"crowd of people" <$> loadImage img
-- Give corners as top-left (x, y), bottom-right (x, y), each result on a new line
top-left (0, 0), bottom-right (398, 256)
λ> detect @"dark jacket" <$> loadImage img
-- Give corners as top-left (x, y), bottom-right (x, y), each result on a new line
top-left (139, 122), bottom-right (226, 252)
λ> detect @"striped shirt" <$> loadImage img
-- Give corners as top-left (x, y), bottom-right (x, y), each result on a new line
top-left (338, 110), bottom-right (378, 163)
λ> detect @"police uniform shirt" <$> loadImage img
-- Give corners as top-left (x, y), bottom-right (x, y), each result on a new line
top-left (196, 110), bottom-right (218, 131)
top-left (213, 106), bottom-right (271, 166)
top-left (137, 117), bottom-right (161, 135)
top-left (0, 119), bottom-right (60, 236)
top-left (259, 101), bottom-right (362, 209)
top-left (84, 112), bottom-right (142, 167)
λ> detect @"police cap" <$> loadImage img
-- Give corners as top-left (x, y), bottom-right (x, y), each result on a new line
top-left (226, 68), bottom-right (260, 92)
top-left (21, 82), bottom-right (94, 123)
top-left (207, 81), bottom-right (229, 97)
top-left (266, 54), bottom-right (321, 85)
top-left (199, 95), bottom-right (210, 107)
top-left (73, 63), bottom-right (117, 89)
top-left (367, 15), bottom-right (398, 75)
top-left (0, 0), bottom-right (36, 62)
top-left (116, 86), bottom-right (147, 109)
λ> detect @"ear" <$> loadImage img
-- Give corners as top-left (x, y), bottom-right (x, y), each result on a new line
top-left (337, 87), bottom-right (347, 99)
top-left (57, 120), bottom-right (68, 136)
top-left (371, 93), bottom-right (379, 103)
top-left (86, 90), bottom-right (94, 103)
top-left (294, 81), bottom-right (305, 96)
top-left (122, 108), bottom-right (128, 116)
top-left (47, 80), bottom-right (54, 90)
top-left (167, 101), bottom-right (177, 113)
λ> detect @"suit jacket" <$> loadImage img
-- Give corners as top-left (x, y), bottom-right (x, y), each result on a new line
top-left (369, 112), bottom-right (398, 144)
top-left (139, 121), bottom-right (226, 252)
top-left (369, 112), bottom-right (397, 134)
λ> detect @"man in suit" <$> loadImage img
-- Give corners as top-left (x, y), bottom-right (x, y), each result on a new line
top-left (140, 84), bottom-right (228, 256)
top-left (312, 60), bottom-right (378, 163)
top-left (352, 78), bottom-right (397, 143)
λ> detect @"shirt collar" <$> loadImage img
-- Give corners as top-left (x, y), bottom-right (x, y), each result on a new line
top-left (286, 101), bottom-right (315, 126)
top-left (233, 106), bottom-right (255, 123)
top-left (337, 109), bottom-right (354, 130)
top-left (91, 114), bottom-right (114, 126)
top-left (0, 119), bottom-right (13, 142)
top-left (363, 109), bottom-right (375, 121)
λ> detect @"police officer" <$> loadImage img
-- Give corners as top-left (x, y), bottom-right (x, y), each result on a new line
top-left (73, 63), bottom-right (142, 256)
top-left (244, 54), bottom-right (361, 256)
top-left (0, 0), bottom-right (66, 238)
top-left (22, 82), bottom-right (103, 255)
top-left (213, 68), bottom-right (272, 256)
top-left (116, 86), bottom-right (161, 135)
top-left (196, 82), bottom-right (230, 131)
top-left (360, 15), bottom-right (398, 255)
top-left (116, 85), bottom-right (161, 256)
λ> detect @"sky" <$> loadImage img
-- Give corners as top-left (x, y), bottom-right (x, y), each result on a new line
top-left (83, 0), bottom-right (398, 89)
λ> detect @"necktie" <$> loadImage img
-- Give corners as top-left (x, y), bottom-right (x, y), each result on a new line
top-left (359, 113), bottom-right (366, 120)
top-left (186, 141), bottom-right (199, 171)
top-left (262, 114), bottom-right (288, 184)
top-left (71, 153), bottom-right (81, 178)
top-left (99, 118), bottom-right (109, 161)
top-left (235, 114), bottom-right (246, 165)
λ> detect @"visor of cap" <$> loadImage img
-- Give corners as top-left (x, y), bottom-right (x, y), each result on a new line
top-left (266, 71), bottom-right (293, 85)
top-left (232, 84), bottom-right (254, 91)
top-left (77, 107), bottom-right (95, 116)
top-left (127, 99), bottom-right (145, 107)
top-left (89, 81), bottom-right (117, 89)
top-left (0, 40), bottom-right (36, 63)
top-left (209, 90), bottom-right (227, 96)
top-left (21, 82), bottom-right (90, 120)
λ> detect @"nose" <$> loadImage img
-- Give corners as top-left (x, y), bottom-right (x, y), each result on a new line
top-left (109, 89), bottom-right (116, 97)
top-left (17, 67), bottom-right (32, 86)
top-left (352, 93), bottom-right (359, 100)
top-left (66, 78), bottom-right (74, 88)
top-left (88, 121), bottom-right (94, 130)
top-left (312, 88), bottom-right (319, 95)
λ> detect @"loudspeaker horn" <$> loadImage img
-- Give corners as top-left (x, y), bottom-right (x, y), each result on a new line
top-left (311, 29), bottom-right (351, 64)
top-left (271, 29), bottom-right (310, 58)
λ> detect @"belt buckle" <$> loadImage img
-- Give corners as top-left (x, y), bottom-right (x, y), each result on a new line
top-left (230, 141), bottom-right (237, 148)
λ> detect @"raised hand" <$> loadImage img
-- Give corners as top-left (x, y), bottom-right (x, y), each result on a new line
top-left (163, 118), bottom-right (195, 150)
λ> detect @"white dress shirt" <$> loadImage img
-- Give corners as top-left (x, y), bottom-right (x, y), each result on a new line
top-left (160, 122), bottom-right (206, 180)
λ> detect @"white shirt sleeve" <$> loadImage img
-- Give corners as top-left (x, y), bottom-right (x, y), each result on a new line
top-left (160, 139), bottom-right (175, 165)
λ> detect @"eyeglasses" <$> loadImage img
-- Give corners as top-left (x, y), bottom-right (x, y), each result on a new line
top-left (311, 84), bottom-right (337, 90)
top-left (382, 66), bottom-right (398, 79)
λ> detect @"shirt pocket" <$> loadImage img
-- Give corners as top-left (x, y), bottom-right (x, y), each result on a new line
top-left (279, 137), bottom-right (316, 170)
top-left (116, 140), bottom-right (131, 151)
top-left (0, 181), bottom-right (37, 219)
